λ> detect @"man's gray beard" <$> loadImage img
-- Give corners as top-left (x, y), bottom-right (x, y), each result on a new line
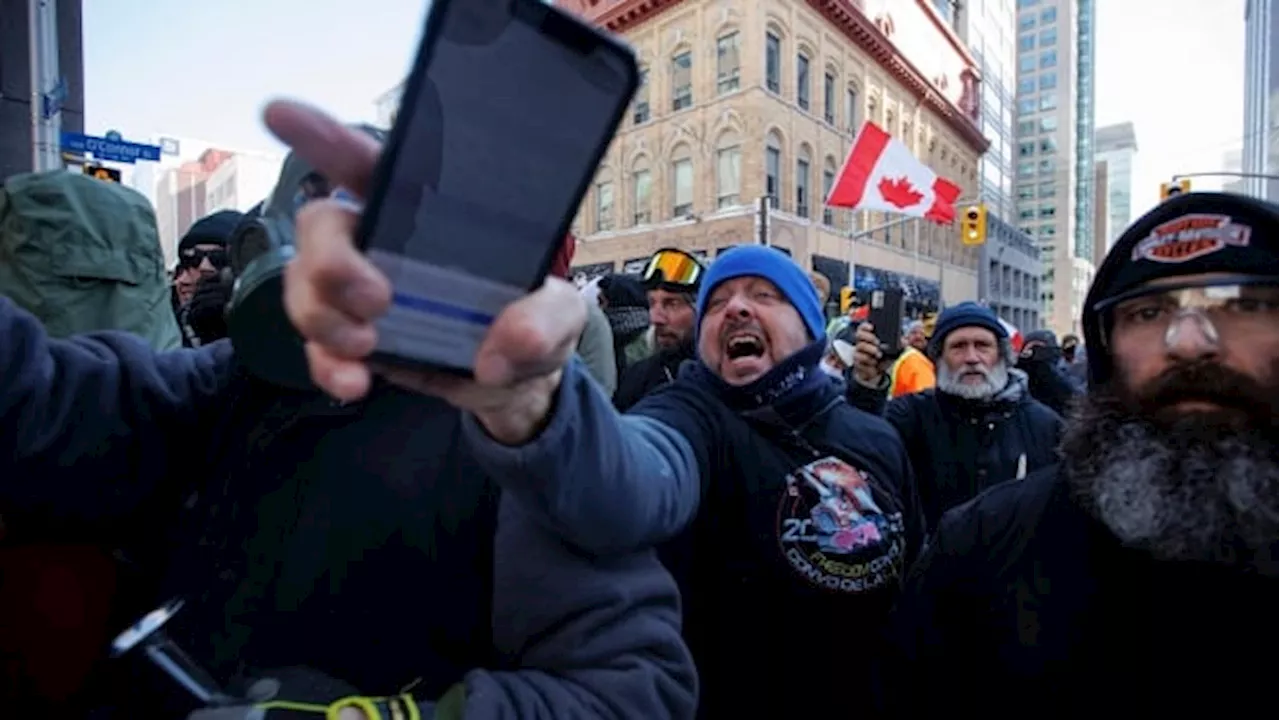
top-left (1063, 392), bottom-right (1279, 573)
top-left (937, 360), bottom-right (1008, 401)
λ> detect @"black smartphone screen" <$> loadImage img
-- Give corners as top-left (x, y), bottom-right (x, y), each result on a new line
top-left (868, 288), bottom-right (906, 362)
top-left (359, 0), bottom-right (637, 372)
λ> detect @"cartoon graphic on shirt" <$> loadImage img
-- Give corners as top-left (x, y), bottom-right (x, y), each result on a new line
top-left (776, 456), bottom-right (905, 593)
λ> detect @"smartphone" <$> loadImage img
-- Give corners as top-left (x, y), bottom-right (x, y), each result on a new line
top-left (356, 0), bottom-right (639, 374)
top-left (867, 288), bottom-right (906, 362)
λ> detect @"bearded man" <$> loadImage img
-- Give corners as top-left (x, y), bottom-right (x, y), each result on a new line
top-left (850, 301), bottom-right (1063, 527)
top-left (880, 192), bottom-right (1278, 717)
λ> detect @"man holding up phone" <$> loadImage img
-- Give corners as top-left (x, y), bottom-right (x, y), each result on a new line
top-left (276, 101), bottom-right (921, 716)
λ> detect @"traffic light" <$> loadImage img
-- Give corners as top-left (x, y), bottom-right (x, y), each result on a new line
top-left (84, 164), bottom-right (121, 184)
top-left (1160, 179), bottom-right (1191, 200)
top-left (960, 204), bottom-right (987, 246)
top-left (839, 287), bottom-right (854, 315)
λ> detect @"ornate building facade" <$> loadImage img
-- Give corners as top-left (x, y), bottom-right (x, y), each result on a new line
top-left (561, 0), bottom-right (989, 309)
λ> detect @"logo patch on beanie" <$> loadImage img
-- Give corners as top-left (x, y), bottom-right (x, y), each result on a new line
top-left (1132, 213), bottom-right (1251, 264)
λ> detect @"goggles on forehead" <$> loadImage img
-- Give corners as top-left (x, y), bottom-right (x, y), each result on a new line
top-left (642, 248), bottom-right (705, 288)
top-left (1095, 275), bottom-right (1279, 349)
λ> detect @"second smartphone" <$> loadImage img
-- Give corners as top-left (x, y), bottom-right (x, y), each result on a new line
top-left (356, 0), bottom-right (639, 374)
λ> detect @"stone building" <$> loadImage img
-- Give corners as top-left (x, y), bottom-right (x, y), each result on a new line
top-left (560, 0), bottom-right (990, 311)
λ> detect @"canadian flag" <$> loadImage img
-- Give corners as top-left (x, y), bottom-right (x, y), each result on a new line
top-left (825, 121), bottom-right (962, 224)
top-left (998, 316), bottom-right (1024, 353)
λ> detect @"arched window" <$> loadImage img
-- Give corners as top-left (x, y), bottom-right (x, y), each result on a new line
top-left (715, 130), bottom-right (741, 208)
top-left (631, 155), bottom-right (652, 225)
top-left (594, 168), bottom-right (615, 231)
top-left (765, 130), bottom-right (784, 209)
top-left (796, 144), bottom-right (812, 218)
top-left (822, 156), bottom-right (838, 226)
top-left (670, 143), bottom-right (694, 216)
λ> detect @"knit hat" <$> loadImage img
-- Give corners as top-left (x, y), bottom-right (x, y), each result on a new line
top-left (598, 273), bottom-right (648, 309)
top-left (926, 301), bottom-right (1009, 361)
top-left (1082, 191), bottom-right (1278, 386)
top-left (178, 210), bottom-right (242, 254)
top-left (695, 245), bottom-right (825, 340)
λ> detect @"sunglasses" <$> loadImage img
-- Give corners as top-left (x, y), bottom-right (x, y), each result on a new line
top-left (642, 248), bottom-right (705, 288)
top-left (178, 247), bottom-right (227, 270)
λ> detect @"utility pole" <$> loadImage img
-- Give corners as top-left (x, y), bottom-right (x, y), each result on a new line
top-left (28, 0), bottom-right (63, 172)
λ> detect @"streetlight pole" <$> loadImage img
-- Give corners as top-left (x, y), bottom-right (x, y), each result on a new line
top-left (27, 0), bottom-right (62, 172)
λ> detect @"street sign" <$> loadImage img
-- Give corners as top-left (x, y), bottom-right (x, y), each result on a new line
top-left (159, 137), bottom-right (181, 156)
top-left (59, 131), bottom-right (162, 164)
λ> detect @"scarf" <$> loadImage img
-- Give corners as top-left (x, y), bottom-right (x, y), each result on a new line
top-left (605, 306), bottom-right (650, 343)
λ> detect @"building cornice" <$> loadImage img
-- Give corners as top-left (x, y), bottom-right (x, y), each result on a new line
top-left (572, 0), bottom-right (988, 154)
top-left (806, 0), bottom-right (988, 154)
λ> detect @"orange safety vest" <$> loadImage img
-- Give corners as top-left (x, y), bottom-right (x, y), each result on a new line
top-left (889, 346), bottom-right (936, 398)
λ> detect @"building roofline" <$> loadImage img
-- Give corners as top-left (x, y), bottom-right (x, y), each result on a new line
top-left (586, 0), bottom-right (988, 153)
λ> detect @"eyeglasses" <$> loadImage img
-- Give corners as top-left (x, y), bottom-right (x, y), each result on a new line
top-left (178, 247), bottom-right (227, 270)
top-left (1099, 277), bottom-right (1278, 349)
top-left (642, 248), bottom-right (704, 288)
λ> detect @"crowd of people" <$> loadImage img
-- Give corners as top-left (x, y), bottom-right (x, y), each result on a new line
top-left (0, 100), bottom-right (1275, 719)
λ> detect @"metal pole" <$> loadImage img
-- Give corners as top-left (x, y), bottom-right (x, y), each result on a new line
top-left (1172, 171), bottom-right (1280, 182)
top-left (28, 0), bottom-right (62, 172)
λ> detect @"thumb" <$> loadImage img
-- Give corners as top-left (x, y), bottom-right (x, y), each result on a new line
top-left (263, 99), bottom-right (382, 199)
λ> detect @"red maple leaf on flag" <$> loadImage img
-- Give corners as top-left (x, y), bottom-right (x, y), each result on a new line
top-left (878, 176), bottom-right (924, 208)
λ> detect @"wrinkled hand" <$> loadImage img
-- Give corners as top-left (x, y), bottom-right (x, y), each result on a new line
top-left (265, 99), bottom-right (586, 445)
top-left (852, 322), bottom-right (887, 385)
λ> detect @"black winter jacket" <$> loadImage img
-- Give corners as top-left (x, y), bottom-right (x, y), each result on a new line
top-left (881, 466), bottom-right (1278, 717)
top-left (847, 371), bottom-right (1062, 529)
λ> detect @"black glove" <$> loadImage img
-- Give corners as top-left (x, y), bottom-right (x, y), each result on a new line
top-left (184, 271), bottom-right (234, 345)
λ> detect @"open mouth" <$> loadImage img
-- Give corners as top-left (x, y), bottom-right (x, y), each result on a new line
top-left (725, 333), bottom-right (766, 360)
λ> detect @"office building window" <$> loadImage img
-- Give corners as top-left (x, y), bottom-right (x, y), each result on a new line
top-left (765, 33), bottom-right (781, 93)
top-left (1039, 205), bottom-right (1056, 218)
top-left (1018, 141), bottom-right (1037, 157)
top-left (1039, 115), bottom-right (1058, 132)
top-left (1018, 98), bottom-right (1037, 114)
top-left (1017, 120), bottom-right (1037, 136)
top-left (1018, 35), bottom-right (1036, 52)
top-left (1039, 27), bottom-right (1057, 46)
top-left (1018, 55), bottom-right (1037, 73)
top-left (796, 53), bottom-right (810, 110)
top-left (823, 71), bottom-right (836, 124)
top-left (1039, 49), bottom-right (1057, 69)
top-left (1038, 158), bottom-right (1056, 174)
top-left (716, 32), bottom-right (740, 95)
top-left (1018, 160), bottom-right (1036, 177)
top-left (1018, 77), bottom-right (1035, 93)
top-left (632, 68), bottom-right (650, 124)
top-left (765, 132), bottom-right (782, 208)
top-left (671, 52), bottom-right (692, 110)
top-left (1017, 184), bottom-right (1035, 200)
top-left (1039, 93), bottom-right (1058, 111)
top-left (672, 158), bottom-right (693, 216)
top-left (716, 145), bottom-right (741, 208)
top-left (1018, 14), bottom-right (1036, 31)
top-left (595, 180), bottom-right (614, 231)
top-left (632, 168), bottom-right (652, 224)
top-left (1016, 0), bottom-right (1039, 7)
top-left (796, 150), bottom-right (811, 218)
top-left (1039, 137), bottom-right (1058, 153)
top-left (1041, 6), bottom-right (1057, 22)
top-left (1039, 73), bottom-right (1057, 90)
top-left (1039, 180), bottom-right (1056, 198)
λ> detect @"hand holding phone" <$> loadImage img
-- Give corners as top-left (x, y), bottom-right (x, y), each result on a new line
top-left (268, 100), bottom-right (586, 443)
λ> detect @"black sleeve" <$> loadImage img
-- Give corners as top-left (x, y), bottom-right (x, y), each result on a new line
top-left (0, 297), bottom-right (236, 538)
top-left (844, 372), bottom-right (889, 415)
top-left (877, 510), bottom-right (979, 716)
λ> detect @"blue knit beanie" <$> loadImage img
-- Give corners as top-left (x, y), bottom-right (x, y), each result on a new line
top-left (926, 301), bottom-right (1008, 359)
top-left (695, 245), bottom-right (826, 340)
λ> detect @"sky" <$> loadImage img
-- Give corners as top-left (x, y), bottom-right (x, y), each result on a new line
top-left (83, 0), bottom-right (1251, 220)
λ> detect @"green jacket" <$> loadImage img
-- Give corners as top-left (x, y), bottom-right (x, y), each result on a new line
top-left (0, 170), bottom-right (181, 350)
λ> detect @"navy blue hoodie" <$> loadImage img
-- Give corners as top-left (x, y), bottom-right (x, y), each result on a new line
top-left (0, 297), bottom-right (695, 719)
top-left (463, 348), bottom-right (923, 716)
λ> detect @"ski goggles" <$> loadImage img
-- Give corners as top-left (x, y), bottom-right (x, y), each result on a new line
top-left (642, 248), bottom-right (705, 289)
top-left (1094, 275), bottom-right (1278, 349)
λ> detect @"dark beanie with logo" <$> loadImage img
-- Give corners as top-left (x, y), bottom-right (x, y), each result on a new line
top-left (1082, 191), bottom-right (1278, 386)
